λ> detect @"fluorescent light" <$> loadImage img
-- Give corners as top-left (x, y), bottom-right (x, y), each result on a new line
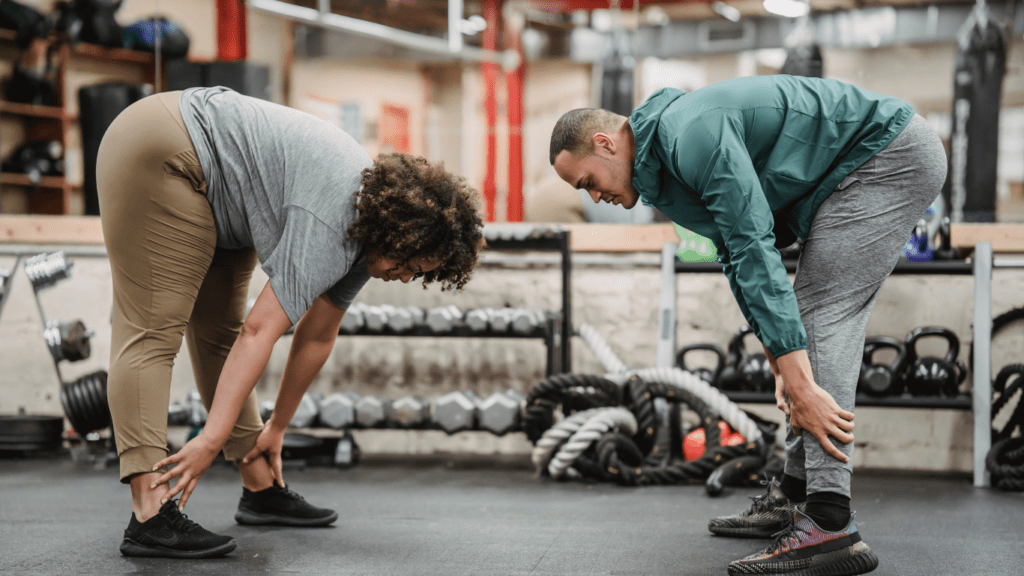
top-left (712, 2), bottom-right (742, 23)
top-left (763, 0), bottom-right (810, 18)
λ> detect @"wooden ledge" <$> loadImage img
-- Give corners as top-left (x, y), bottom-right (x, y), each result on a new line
top-left (2, 217), bottom-right (1018, 254)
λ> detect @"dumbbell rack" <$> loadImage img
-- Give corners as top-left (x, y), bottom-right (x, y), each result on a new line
top-left (328, 228), bottom-right (572, 376)
top-left (656, 241), bottom-right (1021, 488)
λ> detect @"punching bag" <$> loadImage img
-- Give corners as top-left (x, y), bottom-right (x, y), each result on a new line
top-left (79, 83), bottom-right (151, 216)
top-left (600, 51), bottom-right (634, 117)
top-left (781, 43), bottom-right (824, 78)
top-left (944, 3), bottom-right (1006, 223)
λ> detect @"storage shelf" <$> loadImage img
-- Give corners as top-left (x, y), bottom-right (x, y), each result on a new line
top-left (721, 390), bottom-right (972, 410)
top-left (71, 42), bottom-right (155, 65)
top-left (0, 101), bottom-right (66, 120)
top-left (675, 259), bottom-right (974, 275)
top-left (0, 173), bottom-right (68, 190)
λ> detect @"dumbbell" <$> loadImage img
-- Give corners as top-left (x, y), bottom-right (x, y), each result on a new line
top-left (392, 395), bottom-right (431, 428)
top-left (433, 391), bottom-right (479, 434)
top-left (478, 390), bottom-right (524, 435)
top-left (511, 308), bottom-right (547, 335)
top-left (0, 266), bottom-right (12, 304)
top-left (24, 251), bottom-right (73, 291)
top-left (258, 399), bottom-right (275, 423)
top-left (355, 395), bottom-right (394, 428)
top-left (465, 308), bottom-right (494, 333)
top-left (289, 392), bottom-right (323, 428)
top-left (185, 388), bottom-right (207, 427)
top-left (167, 401), bottom-right (190, 426)
top-left (426, 305), bottom-right (463, 333)
top-left (319, 392), bottom-right (359, 429)
top-left (340, 303), bottom-right (366, 334)
top-left (363, 305), bottom-right (388, 333)
top-left (382, 305), bottom-right (418, 333)
top-left (44, 319), bottom-right (93, 362)
top-left (489, 308), bottom-right (515, 333)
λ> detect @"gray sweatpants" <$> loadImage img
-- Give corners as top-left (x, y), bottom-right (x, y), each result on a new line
top-left (784, 114), bottom-right (948, 497)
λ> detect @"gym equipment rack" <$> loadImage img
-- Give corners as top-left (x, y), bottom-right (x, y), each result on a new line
top-left (656, 241), bottom-right (1020, 488)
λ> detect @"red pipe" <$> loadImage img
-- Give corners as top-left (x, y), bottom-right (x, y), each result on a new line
top-left (217, 0), bottom-right (248, 60)
top-left (481, 0), bottom-right (499, 222)
top-left (505, 22), bottom-right (525, 222)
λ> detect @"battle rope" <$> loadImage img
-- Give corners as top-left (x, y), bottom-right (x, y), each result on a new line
top-left (548, 407), bottom-right (637, 479)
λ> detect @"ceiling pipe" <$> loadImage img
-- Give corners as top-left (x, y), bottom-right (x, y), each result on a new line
top-left (249, 0), bottom-right (518, 68)
top-left (450, 0), bottom-right (464, 53)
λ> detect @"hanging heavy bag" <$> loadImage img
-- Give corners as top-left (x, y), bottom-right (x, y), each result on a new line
top-left (942, 4), bottom-right (1006, 223)
top-left (676, 343), bottom-right (726, 387)
top-left (858, 336), bottom-right (908, 397)
top-left (122, 17), bottom-right (191, 59)
top-left (780, 43), bottom-right (824, 78)
top-left (78, 82), bottom-right (152, 215)
top-left (904, 327), bottom-right (968, 397)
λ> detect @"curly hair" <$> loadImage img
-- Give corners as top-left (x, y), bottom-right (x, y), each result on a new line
top-left (347, 153), bottom-right (484, 291)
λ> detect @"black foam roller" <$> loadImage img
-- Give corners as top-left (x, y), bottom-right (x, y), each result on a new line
top-left (78, 83), bottom-right (151, 215)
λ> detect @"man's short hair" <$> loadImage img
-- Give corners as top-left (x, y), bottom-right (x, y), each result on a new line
top-left (549, 108), bottom-right (622, 165)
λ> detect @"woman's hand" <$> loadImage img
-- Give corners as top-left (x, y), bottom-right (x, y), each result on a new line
top-left (787, 383), bottom-right (855, 462)
top-left (151, 435), bottom-right (221, 510)
top-left (242, 425), bottom-right (286, 488)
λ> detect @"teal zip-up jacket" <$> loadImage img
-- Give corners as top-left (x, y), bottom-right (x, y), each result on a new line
top-left (630, 75), bottom-right (913, 357)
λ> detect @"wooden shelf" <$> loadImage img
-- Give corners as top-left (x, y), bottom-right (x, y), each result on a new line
top-left (72, 42), bottom-right (155, 65)
top-left (0, 173), bottom-right (68, 190)
top-left (0, 101), bottom-right (67, 120)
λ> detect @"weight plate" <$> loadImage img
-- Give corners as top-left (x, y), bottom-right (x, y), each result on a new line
top-left (0, 415), bottom-right (64, 450)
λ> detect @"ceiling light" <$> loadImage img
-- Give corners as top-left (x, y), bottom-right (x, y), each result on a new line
top-left (712, 2), bottom-right (741, 23)
top-left (763, 0), bottom-right (810, 18)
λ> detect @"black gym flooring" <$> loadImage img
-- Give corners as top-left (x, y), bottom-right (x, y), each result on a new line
top-left (1, 455), bottom-right (1022, 575)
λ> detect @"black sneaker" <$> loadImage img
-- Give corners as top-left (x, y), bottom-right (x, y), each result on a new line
top-left (119, 500), bottom-right (237, 559)
top-left (234, 482), bottom-right (338, 527)
top-left (727, 506), bottom-right (878, 575)
top-left (709, 477), bottom-right (800, 539)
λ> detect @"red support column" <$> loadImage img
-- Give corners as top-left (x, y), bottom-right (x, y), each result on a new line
top-left (217, 0), bottom-right (248, 61)
top-left (504, 21), bottom-right (525, 222)
top-left (481, 0), bottom-right (499, 222)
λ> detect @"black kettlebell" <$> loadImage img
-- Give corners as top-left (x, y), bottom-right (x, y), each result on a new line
top-left (904, 327), bottom-right (968, 397)
top-left (676, 343), bottom-right (726, 387)
top-left (858, 336), bottom-right (908, 397)
top-left (719, 326), bottom-right (774, 393)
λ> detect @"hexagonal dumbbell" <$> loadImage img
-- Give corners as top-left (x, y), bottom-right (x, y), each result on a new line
top-left (391, 396), bottom-right (431, 428)
top-left (478, 390), bottom-right (524, 436)
top-left (384, 305), bottom-right (415, 333)
top-left (405, 306), bottom-right (426, 328)
top-left (363, 305), bottom-right (388, 333)
top-left (355, 395), bottom-right (394, 428)
top-left (426, 305), bottom-right (463, 333)
top-left (167, 401), bottom-right (190, 426)
top-left (289, 392), bottom-right (322, 428)
top-left (465, 308), bottom-right (494, 333)
top-left (319, 392), bottom-right (359, 429)
top-left (432, 391), bottom-right (479, 434)
top-left (488, 308), bottom-right (514, 333)
top-left (511, 308), bottom-right (547, 335)
top-left (340, 303), bottom-right (366, 334)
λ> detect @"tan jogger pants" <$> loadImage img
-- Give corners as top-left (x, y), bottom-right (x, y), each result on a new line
top-left (97, 91), bottom-right (263, 483)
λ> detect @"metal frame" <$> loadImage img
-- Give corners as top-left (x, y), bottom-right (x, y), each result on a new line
top-left (657, 241), bottom-right (1003, 488)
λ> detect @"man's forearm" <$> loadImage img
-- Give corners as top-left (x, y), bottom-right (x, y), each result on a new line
top-left (775, 349), bottom-right (816, 396)
top-left (763, 345), bottom-right (780, 376)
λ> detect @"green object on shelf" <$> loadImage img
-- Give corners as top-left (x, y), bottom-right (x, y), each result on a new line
top-left (674, 224), bottom-right (717, 262)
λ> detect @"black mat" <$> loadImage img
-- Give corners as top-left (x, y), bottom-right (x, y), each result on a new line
top-left (1, 455), bottom-right (1022, 575)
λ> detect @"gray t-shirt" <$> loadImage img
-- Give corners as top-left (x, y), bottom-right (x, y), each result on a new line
top-left (178, 87), bottom-right (372, 324)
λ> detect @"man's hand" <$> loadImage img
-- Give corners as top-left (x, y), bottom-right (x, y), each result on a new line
top-left (242, 425), bottom-right (286, 488)
top-left (774, 373), bottom-right (790, 416)
top-left (788, 383), bottom-right (855, 462)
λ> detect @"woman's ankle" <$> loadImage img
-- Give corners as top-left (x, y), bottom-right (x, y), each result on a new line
top-left (129, 472), bottom-right (170, 522)
top-left (237, 456), bottom-right (275, 492)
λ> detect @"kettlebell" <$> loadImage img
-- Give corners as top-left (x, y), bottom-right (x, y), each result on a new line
top-left (719, 326), bottom-right (774, 393)
top-left (676, 343), bottom-right (726, 387)
top-left (904, 327), bottom-right (968, 397)
top-left (858, 336), bottom-right (908, 397)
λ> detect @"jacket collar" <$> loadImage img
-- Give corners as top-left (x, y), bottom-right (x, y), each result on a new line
top-left (629, 87), bottom-right (686, 207)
